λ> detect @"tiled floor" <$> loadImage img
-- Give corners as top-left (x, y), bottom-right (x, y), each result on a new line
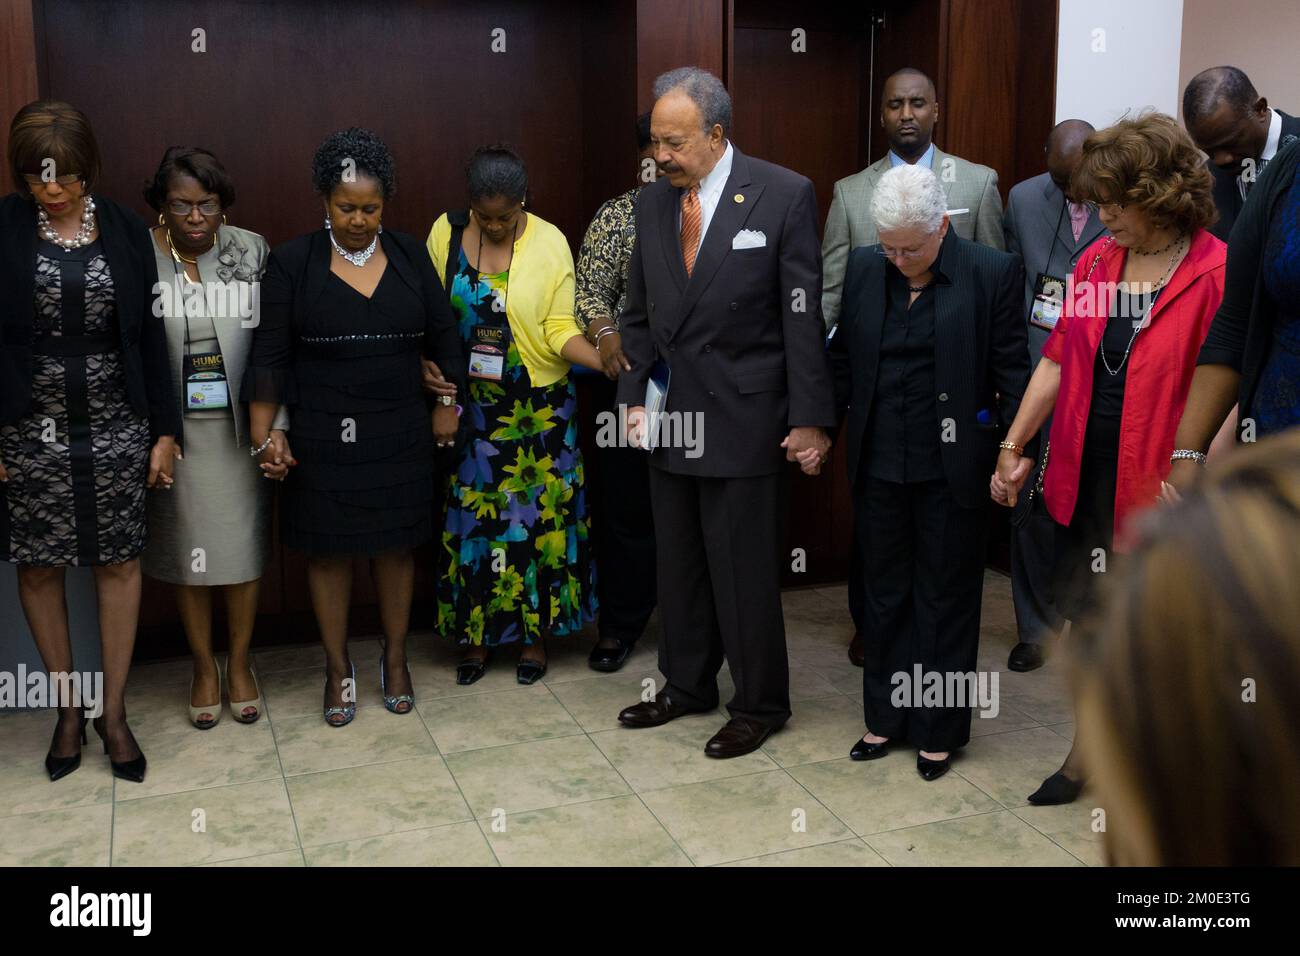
top-left (0, 571), bottom-right (1104, 866)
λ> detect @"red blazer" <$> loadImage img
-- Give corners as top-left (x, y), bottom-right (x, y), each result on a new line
top-left (1042, 228), bottom-right (1226, 552)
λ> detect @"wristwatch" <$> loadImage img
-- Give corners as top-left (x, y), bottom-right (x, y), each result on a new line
top-left (437, 394), bottom-right (454, 406)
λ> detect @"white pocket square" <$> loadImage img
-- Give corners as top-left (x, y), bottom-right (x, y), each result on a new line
top-left (731, 229), bottom-right (767, 250)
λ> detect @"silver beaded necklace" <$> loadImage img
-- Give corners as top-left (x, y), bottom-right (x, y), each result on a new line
top-left (38, 195), bottom-right (97, 250)
top-left (325, 219), bottom-right (380, 267)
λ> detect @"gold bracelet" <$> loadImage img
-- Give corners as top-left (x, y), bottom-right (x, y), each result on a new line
top-left (998, 440), bottom-right (1024, 455)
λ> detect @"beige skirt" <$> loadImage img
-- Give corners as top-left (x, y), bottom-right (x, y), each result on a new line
top-left (142, 415), bottom-right (273, 585)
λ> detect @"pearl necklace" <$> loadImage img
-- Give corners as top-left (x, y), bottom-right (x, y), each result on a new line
top-left (38, 196), bottom-right (97, 250)
top-left (327, 225), bottom-right (379, 267)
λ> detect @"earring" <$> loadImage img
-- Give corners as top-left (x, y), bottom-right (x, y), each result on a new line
top-left (221, 213), bottom-right (228, 225)
top-left (378, 222), bottom-right (383, 234)
top-left (158, 213), bottom-right (165, 226)
top-left (324, 216), bottom-right (331, 230)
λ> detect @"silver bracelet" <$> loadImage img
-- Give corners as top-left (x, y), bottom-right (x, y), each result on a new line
top-left (1170, 449), bottom-right (1207, 465)
top-left (594, 326), bottom-right (619, 347)
top-left (250, 435), bottom-right (273, 458)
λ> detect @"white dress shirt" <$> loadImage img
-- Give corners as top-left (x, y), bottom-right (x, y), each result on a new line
top-left (679, 141), bottom-right (734, 259)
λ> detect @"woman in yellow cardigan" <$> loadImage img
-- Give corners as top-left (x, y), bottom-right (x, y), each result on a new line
top-left (427, 146), bottom-right (604, 684)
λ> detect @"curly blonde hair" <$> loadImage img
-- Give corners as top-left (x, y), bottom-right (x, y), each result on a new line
top-left (1070, 111), bottom-right (1218, 235)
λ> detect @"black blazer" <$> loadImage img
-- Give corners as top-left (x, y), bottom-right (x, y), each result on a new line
top-left (1199, 135), bottom-right (1300, 423)
top-left (829, 231), bottom-right (1030, 509)
top-left (242, 227), bottom-right (465, 405)
top-left (0, 192), bottom-right (179, 438)
top-left (1207, 109), bottom-right (1300, 243)
top-left (615, 145), bottom-right (836, 477)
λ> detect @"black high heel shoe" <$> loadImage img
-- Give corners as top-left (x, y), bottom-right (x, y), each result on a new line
top-left (456, 648), bottom-right (492, 686)
top-left (1027, 770), bottom-right (1084, 805)
top-left (850, 735), bottom-right (891, 760)
top-left (45, 714), bottom-right (89, 782)
top-left (91, 716), bottom-right (147, 783)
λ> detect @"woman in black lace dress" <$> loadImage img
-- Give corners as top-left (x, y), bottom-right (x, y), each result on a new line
top-left (0, 101), bottom-right (180, 783)
top-left (244, 128), bottom-right (463, 726)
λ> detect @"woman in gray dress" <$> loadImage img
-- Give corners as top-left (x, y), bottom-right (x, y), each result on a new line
top-left (139, 146), bottom-right (289, 729)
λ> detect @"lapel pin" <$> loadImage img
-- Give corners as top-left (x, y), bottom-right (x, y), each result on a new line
top-left (734, 193), bottom-right (744, 203)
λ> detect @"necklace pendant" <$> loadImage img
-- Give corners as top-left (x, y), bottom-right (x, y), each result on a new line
top-left (329, 229), bottom-right (378, 267)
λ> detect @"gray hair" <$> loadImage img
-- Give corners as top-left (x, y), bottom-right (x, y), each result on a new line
top-left (870, 164), bottom-right (948, 235)
top-left (653, 67), bottom-right (732, 136)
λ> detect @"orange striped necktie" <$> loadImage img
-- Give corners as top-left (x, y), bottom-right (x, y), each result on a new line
top-left (680, 185), bottom-right (701, 275)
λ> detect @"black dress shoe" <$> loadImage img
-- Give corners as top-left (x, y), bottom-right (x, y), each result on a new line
top-left (1027, 771), bottom-right (1084, 805)
top-left (916, 753), bottom-right (950, 781)
top-left (1008, 642), bottom-right (1045, 672)
top-left (587, 640), bottom-right (632, 673)
top-left (516, 658), bottom-right (547, 685)
top-left (45, 717), bottom-right (88, 782)
top-left (92, 717), bottom-right (146, 783)
top-left (456, 650), bottom-right (493, 686)
top-left (704, 717), bottom-right (778, 758)
top-left (848, 632), bottom-right (865, 667)
top-left (849, 735), bottom-right (891, 760)
top-left (618, 692), bottom-right (712, 728)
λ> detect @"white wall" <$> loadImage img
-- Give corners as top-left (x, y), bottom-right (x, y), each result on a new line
top-left (1056, 0), bottom-right (1185, 127)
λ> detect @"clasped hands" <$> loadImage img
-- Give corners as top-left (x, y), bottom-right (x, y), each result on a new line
top-left (990, 448), bottom-right (1034, 507)
top-left (622, 410), bottom-right (829, 474)
top-left (421, 358), bottom-right (461, 447)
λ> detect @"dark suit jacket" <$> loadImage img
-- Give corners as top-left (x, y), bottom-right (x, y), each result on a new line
top-left (829, 231), bottom-right (1030, 510)
top-left (0, 192), bottom-right (179, 439)
top-left (1207, 109), bottom-right (1300, 243)
top-left (615, 145), bottom-right (836, 477)
top-left (242, 227), bottom-right (465, 406)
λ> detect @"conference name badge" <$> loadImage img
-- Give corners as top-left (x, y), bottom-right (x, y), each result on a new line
top-left (468, 325), bottom-right (506, 381)
top-left (1030, 272), bottom-right (1066, 331)
top-left (183, 351), bottom-right (229, 410)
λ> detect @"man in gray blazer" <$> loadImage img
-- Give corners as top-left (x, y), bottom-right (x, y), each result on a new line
top-left (823, 67), bottom-right (1004, 667)
top-left (1001, 118), bottom-right (1107, 672)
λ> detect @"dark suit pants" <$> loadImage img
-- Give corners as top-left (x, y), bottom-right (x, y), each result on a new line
top-left (589, 376), bottom-right (657, 646)
top-left (648, 467), bottom-right (790, 728)
top-left (857, 476), bottom-right (987, 752)
top-left (1010, 506), bottom-right (1064, 645)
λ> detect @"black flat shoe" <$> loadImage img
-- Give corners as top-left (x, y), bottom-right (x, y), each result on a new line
top-left (456, 653), bottom-right (491, 686)
top-left (1027, 770), bottom-right (1084, 805)
top-left (1008, 642), bottom-right (1045, 672)
top-left (516, 658), bottom-right (547, 685)
top-left (916, 753), bottom-right (950, 781)
top-left (45, 716), bottom-right (88, 782)
top-left (587, 641), bottom-right (632, 673)
top-left (92, 717), bottom-right (146, 783)
top-left (850, 735), bottom-right (891, 760)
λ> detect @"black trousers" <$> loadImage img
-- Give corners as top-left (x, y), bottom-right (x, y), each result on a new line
top-left (856, 476), bottom-right (988, 752)
top-left (588, 375), bottom-right (657, 645)
top-left (648, 467), bottom-right (790, 728)
top-left (1010, 507), bottom-right (1064, 644)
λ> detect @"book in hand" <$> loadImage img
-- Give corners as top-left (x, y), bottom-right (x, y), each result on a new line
top-left (641, 359), bottom-right (671, 451)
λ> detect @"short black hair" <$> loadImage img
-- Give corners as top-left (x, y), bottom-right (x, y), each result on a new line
top-left (143, 146), bottom-right (236, 211)
top-left (636, 111), bottom-right (652, 152)
top-left (1183, 66), bottom-right (1259, 128)
top-left (466, 144), bottom-right (528, 203)
top-left (311, 127), bottom-right (396, 199)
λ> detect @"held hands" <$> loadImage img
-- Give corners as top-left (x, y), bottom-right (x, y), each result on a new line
top-left (589, 319), bottom-right (632, 380)
top-left (421, 358), bottom-right (458, 398)
top-left (258, 429), bottom-right (295, 481)
top-left (147, 436), bottom-right (182, 489)
top-left (990, 448), bottom-right (1034, 507)
top-left (782, 426), bottom-right (831, 476)
top-left (625, 405), bottom-right (648, 449)
top-left (1157, 458), bottom-right (1201, 506)
top-left (432, 404), bottom-right (459, 447)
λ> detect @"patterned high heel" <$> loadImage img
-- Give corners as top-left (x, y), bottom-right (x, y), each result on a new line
top-left (92, 716), bottom-right (147, 783)
top-left (189, 655), bottom-right (222, 730)
top-left (323, 662), bottom-right (357, 728)
top-left (379, 644), bottom-right (414, 715)
top-left (45, 714), bottom-right (88, 782)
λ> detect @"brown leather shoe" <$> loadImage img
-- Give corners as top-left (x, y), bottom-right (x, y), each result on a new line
top-left (704, 716), bottom-right (778, 758)
top-left (848, 632), bottom-right (865, 667)
top-left (618, 691), bottom-right (712, 728)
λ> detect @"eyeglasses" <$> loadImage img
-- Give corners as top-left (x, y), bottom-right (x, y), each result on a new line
top-left (1083, 200), bottom-right (1125, 215)
top-left (876, 243), bottom-right (930, 261)
top-left (167, 199), bottom-right (222, 216)
top-left (22, 173), bottom-right (81, 186)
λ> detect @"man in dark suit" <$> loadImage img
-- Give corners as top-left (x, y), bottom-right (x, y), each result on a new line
top-left (1000, 119), bottom-right (1107, 672)
top-left (1183, 65), bottom-right (1300, 243)
top-left (829, 164), bottom-right (1029, 780)
top-left (615, 67), bottom-right (835, 758)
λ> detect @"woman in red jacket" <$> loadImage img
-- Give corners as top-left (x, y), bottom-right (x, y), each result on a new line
top-left (992, 113), bottom-right (1226, 805)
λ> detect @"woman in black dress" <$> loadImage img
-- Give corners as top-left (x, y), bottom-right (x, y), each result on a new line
top-left (244, 128), bottom-right (463, 726)
top-left (0, 101), bottom-right (180, 782)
